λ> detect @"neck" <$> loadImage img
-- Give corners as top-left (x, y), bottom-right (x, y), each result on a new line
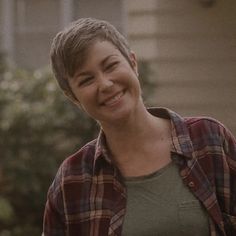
top-left (100, 107), bottom-right (171, 164)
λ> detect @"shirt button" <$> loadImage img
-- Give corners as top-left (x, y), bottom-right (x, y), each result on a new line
top-left (188, 181), bottom-right (195, 188)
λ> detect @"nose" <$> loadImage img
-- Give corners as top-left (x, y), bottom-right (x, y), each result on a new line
top-left (98, 74), bottom-right (114, 93)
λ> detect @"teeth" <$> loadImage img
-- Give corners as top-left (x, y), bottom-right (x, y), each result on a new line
top-left (104, 93), bottom-right (122, 106)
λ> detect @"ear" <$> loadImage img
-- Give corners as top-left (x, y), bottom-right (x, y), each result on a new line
top-left (129, 51), bottom-right (138, 76)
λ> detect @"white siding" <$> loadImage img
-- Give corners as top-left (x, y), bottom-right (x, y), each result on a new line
top-left (125, 0), bottom-right (236, 135)
top-left (74, 0), bottom-right (124, 33)
top-left (0, 0), bottom-right (124, 69)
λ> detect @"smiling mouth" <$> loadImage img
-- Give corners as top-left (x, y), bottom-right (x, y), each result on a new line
top-left (101, 91), bottom-right (124, 107)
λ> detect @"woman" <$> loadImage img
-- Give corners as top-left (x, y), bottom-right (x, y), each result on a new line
top-left (43, 18), bottom-right (236, 236)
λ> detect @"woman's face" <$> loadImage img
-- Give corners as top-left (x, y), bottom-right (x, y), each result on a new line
top-left (68, 40), bottom-right (143, 126)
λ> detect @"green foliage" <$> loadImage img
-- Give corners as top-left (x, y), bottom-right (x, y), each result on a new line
top-left (0, 58), bottom-right (154, 235)
top-left (0, 197), bottom-right (14, 223)
top-left (0, 65), bottom-right (98, 235)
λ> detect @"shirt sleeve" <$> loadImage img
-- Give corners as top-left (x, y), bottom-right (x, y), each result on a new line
top-left (223, 126), bottom-right (236, 171)
top-left (222, 125), bottom-right (236, 235)
top-left (43, 168), bottom-right (66, 236)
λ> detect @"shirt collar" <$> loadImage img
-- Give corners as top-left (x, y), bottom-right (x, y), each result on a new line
top-left (148, 107), bottom-right (194, 159)
top-left (93, 107), bottom-right (194, 174)
top-left (93, 130), bottom-right (112, 174)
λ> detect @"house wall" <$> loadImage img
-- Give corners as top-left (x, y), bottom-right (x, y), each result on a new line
top-left (14, 0), bottom-right (61, 69)
top-left (73, 0), bottom-right (125, 33)
top-left (0, 0), bottom-right (124, 69)
top-left (0, 1), bottom-right (2, 49)
top-left (125, 0), bottom-right (236, 135)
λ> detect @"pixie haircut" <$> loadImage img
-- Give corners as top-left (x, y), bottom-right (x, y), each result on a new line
top-left (50, 17), bottom-right (132, 101)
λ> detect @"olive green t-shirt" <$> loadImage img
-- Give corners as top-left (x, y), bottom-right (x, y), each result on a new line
top-left (122, 161), bottom-right (209, 236)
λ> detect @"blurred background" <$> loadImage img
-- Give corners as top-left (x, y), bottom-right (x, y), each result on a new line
top-left (0, 0), bottom-right (235, 235)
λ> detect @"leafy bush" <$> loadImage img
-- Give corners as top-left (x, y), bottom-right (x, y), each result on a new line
top-left (0, 66), bottom-right (98, 235)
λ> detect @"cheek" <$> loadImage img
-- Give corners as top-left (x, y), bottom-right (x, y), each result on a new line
top-left (76, 89), bottom-right (96, 108)
top-left (130, 74), bottom-right (141, 92)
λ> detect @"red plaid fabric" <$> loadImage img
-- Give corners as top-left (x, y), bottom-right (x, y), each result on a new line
top-left (43, 107), bottom-right (236, 236)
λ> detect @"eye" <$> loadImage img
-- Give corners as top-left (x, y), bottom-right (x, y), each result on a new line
top-left (78, 76), bottom-right (94, 87)
top-left (105, 61), bottom-right (119, 71)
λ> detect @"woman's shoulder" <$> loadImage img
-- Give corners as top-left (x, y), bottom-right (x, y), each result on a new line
top-left (184, 116), bottom-right (229, 138)
top-left (47, 139), bottom-right (97, 196)
top-left (61, 139), bottom-right (97, 174)
top-left (184, 116), bottom-right (236, 158)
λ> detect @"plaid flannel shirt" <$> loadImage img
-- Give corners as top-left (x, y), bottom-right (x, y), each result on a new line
top-left (43, 107), bottom-right (236, 236)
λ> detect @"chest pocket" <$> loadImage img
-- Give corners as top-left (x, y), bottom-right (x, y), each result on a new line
top-left (178, 200), bottom-right (209, 236)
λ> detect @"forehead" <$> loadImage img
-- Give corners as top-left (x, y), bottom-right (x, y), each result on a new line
top-left (77, 40), bottom-right (121, 69)
top-left (86, 40), bottom-right (120, 58)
